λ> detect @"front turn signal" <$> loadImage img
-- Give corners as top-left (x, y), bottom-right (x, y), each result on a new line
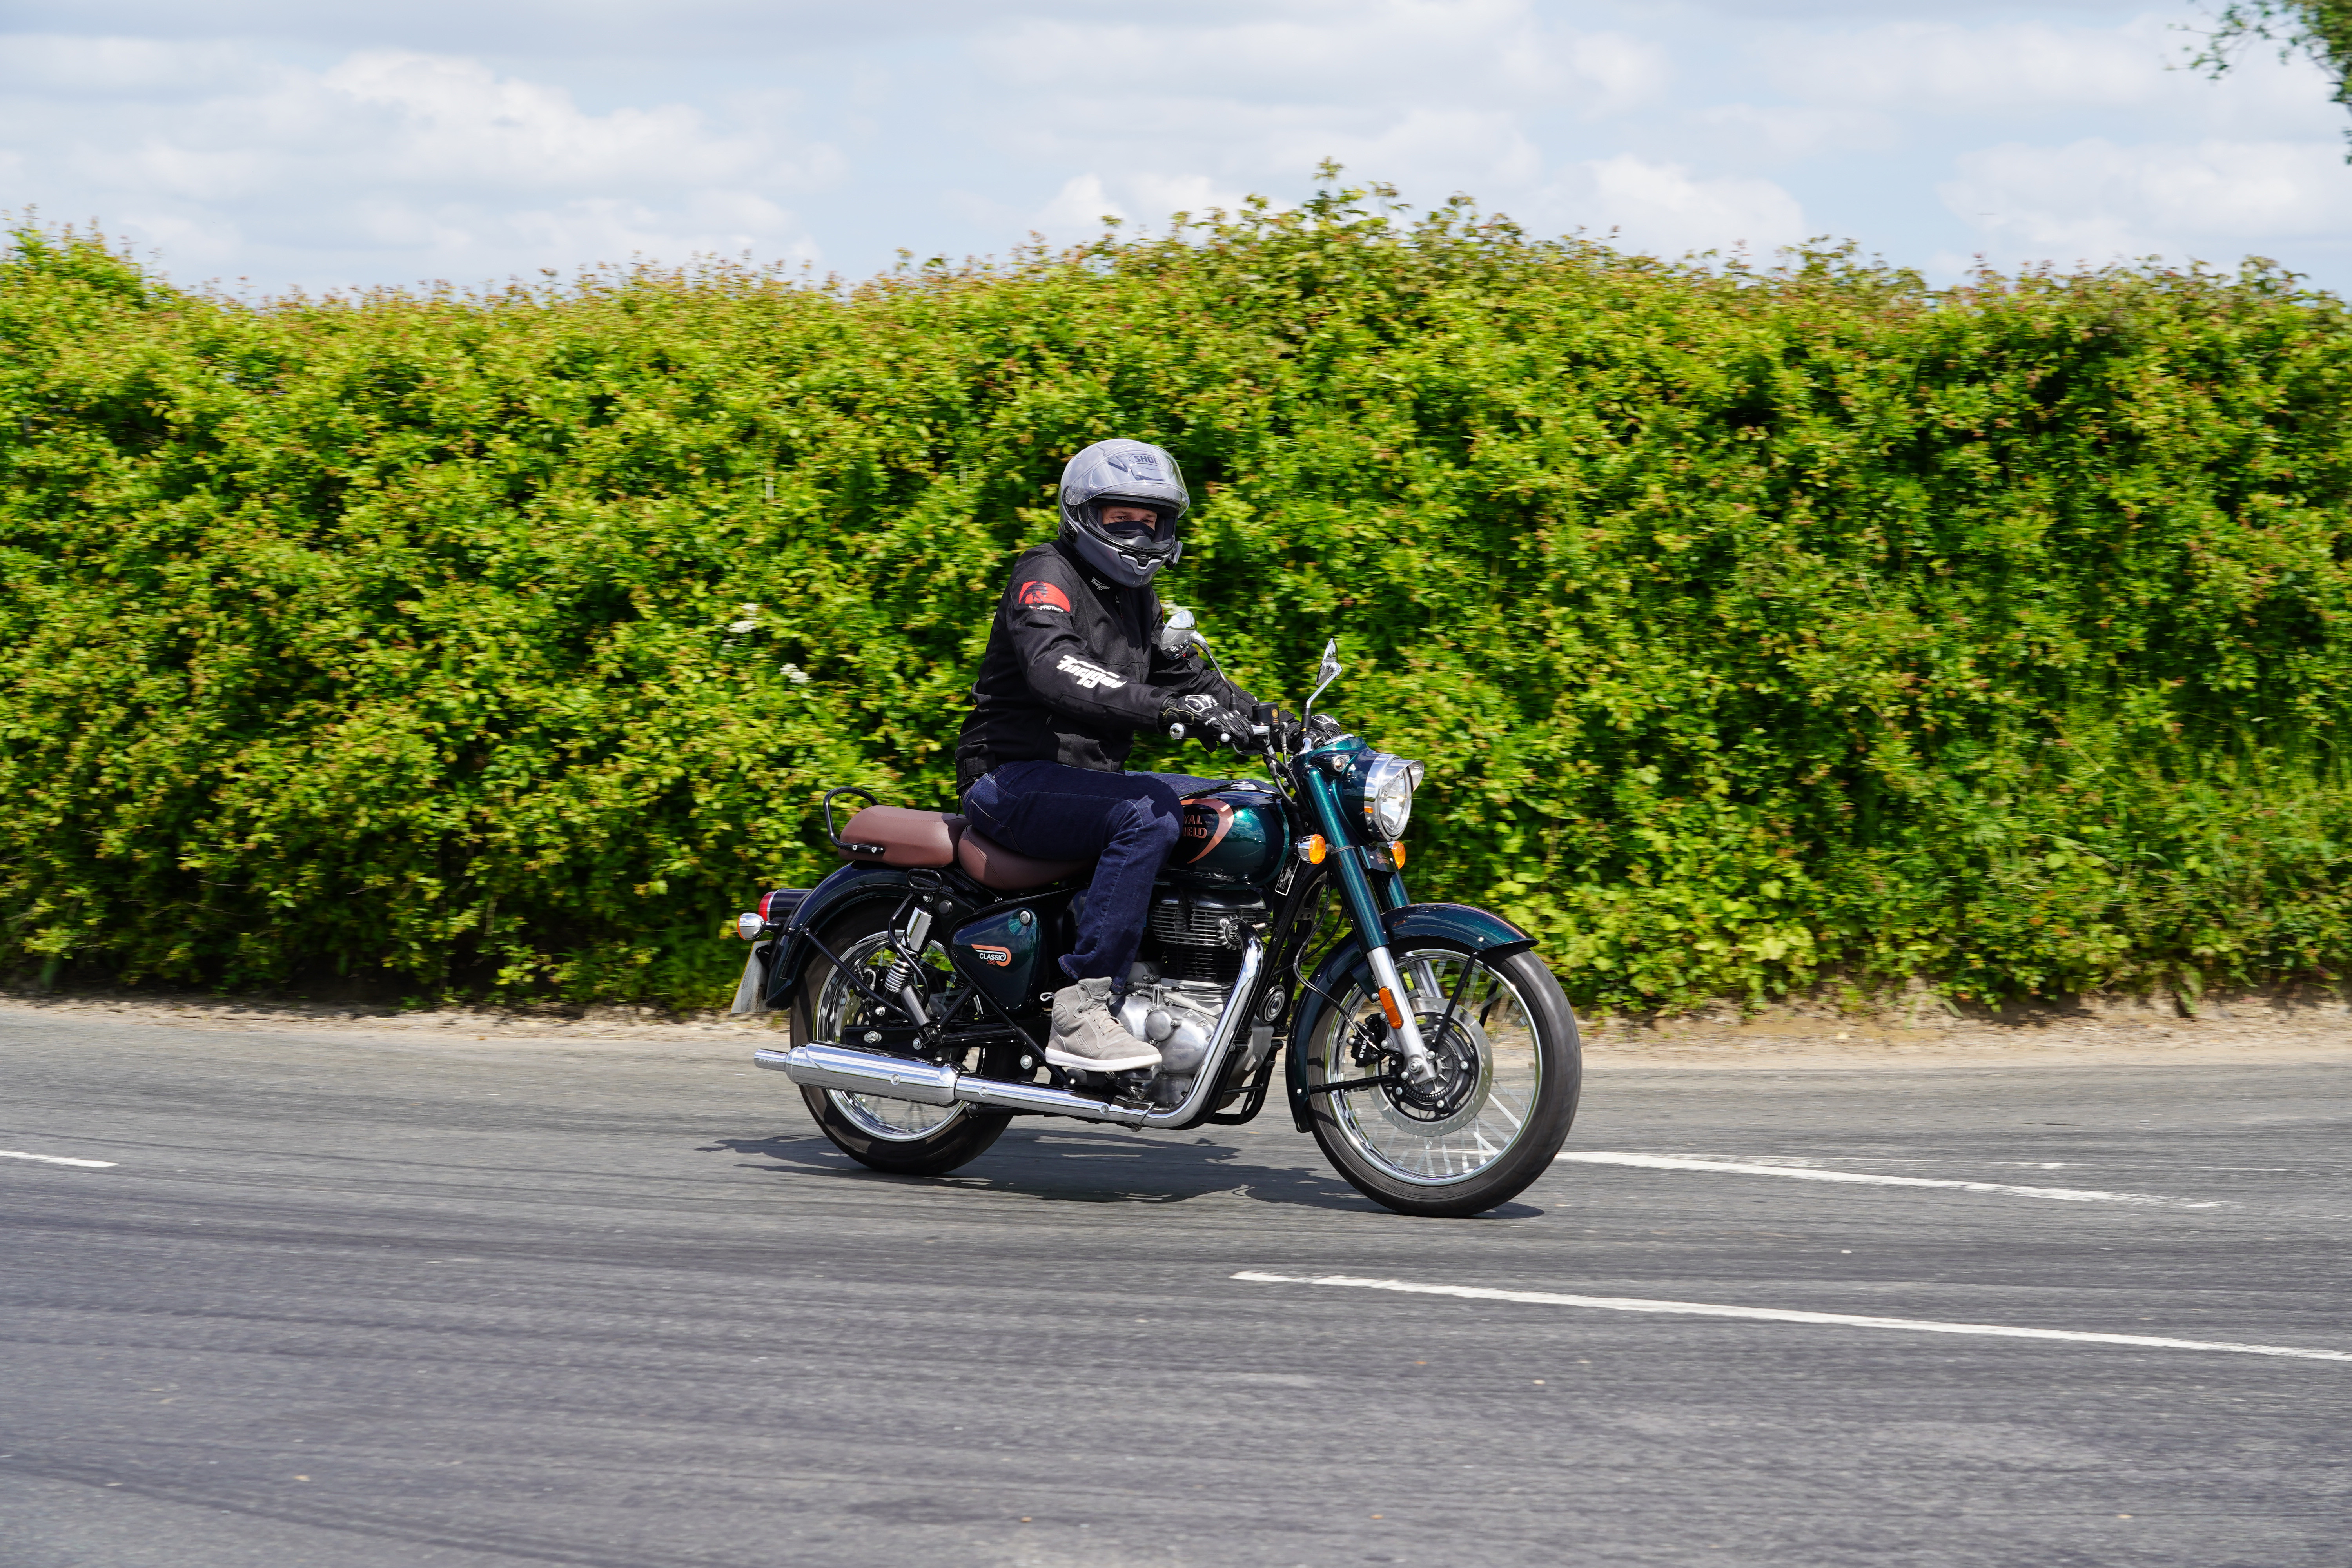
top-left (1388, 841), bottom-right (1407, 870)
top-left (1297, 835), bottom-right (1328, 865)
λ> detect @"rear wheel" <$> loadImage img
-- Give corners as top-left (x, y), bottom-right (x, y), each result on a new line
top-left (1301, 943), bottom-right (1580, 1217)
top-left (795, 904), bottom-right (1012, 1177)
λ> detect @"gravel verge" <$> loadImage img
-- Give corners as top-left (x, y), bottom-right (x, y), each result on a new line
top-left (4, 982), bottom-right (2347, 1070)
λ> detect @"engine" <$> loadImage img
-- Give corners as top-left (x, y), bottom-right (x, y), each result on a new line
top-left (1121, 891), bottom-right (1267, 1106)
top-left (1142, 891), bottom-right (1261, 984)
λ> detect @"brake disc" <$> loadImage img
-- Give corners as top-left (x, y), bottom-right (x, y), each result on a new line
top-left (1370, 1010), bottom-right (1493, 1139)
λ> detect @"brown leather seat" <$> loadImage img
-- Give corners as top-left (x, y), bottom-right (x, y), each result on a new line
top-left (957, 828), bottom-right (1091, 892)
top-left (836, 806), bottom-right (963, 868)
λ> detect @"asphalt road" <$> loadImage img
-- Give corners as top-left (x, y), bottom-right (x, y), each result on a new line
top-left (3, 1009), bottom-right (2348, 1568)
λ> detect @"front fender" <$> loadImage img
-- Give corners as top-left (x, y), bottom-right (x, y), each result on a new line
top-left (761, 862), bottom-right (919, 1011)
top-left (1283, 902), bottom-right (1537, 1130)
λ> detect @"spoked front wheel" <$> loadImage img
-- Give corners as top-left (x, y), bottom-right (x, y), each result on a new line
top-left (1301, 943), bottom-right (1580, 1217)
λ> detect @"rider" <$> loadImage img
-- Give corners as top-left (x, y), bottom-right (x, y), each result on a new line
top-left (955, 438), bottom-right (1266, 1075)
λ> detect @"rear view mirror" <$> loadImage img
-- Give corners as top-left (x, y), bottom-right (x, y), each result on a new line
top-left (1159, 606), bottom-right (1200, 659)
top-left (1303, 637), bottom-right (1344, 723)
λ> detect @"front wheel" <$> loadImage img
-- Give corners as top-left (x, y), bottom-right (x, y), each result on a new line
top-left (1301, 943), bottom-right (1580, 1217)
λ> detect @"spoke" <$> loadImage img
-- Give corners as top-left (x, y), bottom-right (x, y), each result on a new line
top-left (1320, 948), bottom-right (1547, 1187)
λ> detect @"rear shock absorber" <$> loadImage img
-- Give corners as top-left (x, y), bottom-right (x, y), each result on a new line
top-left (881, 904), bottom-right (935, 1024)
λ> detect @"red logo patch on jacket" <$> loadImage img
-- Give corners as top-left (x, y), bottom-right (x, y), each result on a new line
top-left (1017, 579), bottom-right (1072, 613)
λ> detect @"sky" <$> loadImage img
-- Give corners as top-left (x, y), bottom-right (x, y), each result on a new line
top-left (3, 0), bottom-right (2348, 297)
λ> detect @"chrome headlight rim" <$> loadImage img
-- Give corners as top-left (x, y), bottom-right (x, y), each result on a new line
top-left (1357, 751), bottom-right (1425, 840)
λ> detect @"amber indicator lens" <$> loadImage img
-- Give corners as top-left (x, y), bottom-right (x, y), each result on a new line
top-left (1377, 987), bottom-right (1405, 1027)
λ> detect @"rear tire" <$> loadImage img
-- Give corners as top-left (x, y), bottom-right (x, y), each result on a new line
top-left (1301, 944), bottom-right (1580, 1218)
top-left (795, 903), bottom-right (1012, 1178)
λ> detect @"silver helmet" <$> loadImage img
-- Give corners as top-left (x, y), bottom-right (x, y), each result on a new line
top-left (1058, 438), bottom-right (1189, 588)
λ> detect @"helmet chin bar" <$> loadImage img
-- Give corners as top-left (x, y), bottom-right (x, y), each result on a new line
top-left (1111, 531), bottom-right (1181, 574)
top-left (1066, 509), bottom-right (1181, 586)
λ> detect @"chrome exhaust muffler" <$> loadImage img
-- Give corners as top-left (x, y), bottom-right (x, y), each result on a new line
top-left (756, 1042), bottom-right (1154, 1125)
top-left (754, 940), bottom-right (1262, 1132)
top-left (757, 1042), bottom-right (958, 1105)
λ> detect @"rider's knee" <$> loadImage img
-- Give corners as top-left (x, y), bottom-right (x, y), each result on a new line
top-left (1119, 781), bottom-right (1184, 848)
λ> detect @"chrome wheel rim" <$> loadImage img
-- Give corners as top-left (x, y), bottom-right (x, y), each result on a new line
top-left (816, 930), bottom-right (965, 1143)
top-left (1315, 947), bottom-right (1542, 1187)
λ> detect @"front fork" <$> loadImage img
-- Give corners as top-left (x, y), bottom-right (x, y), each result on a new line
top-left (1304, 768), bottom-right (1436, 1086)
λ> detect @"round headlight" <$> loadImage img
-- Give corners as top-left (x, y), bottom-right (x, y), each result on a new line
top-left (1358, 752), bottom-right (1425, 840)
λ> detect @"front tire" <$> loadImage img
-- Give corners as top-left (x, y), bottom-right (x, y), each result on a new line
top-left (795, 904), bottom-right (1012, 1177)
top-left (1301, 943), bottom-right (1580, 1217)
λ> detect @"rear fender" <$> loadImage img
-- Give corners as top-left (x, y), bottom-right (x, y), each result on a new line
top-left (761, 863), bottom-right (922, 1011)
top-left (1283, 902), bottom-right (1537, 1130)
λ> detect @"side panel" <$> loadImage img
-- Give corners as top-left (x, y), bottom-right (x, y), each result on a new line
top-left (763, 864), bottom-right (1081, 1016)
top-left (1281, 902), bottom-right (1539, 1129)
top-left (950, 907), bottom-right (1046, 1010)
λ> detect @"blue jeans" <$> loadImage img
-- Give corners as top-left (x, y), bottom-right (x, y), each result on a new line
top-left (962, 762), bottom-right (1183, 987)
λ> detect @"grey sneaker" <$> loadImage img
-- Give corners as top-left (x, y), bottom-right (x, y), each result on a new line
top-left (1045, 978), bottom-right (1161, 1073)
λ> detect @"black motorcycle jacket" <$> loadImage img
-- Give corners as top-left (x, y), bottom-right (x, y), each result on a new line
top-left (955, 539), bottom-right (1255, 788)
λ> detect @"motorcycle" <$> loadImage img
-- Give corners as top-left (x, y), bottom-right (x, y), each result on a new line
top-left (728, 626), bottom-right (1581, 1217)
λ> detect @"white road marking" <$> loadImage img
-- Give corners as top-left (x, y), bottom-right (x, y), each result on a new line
top-left (1553, 1151), bottom-right (2222, 1207)
top-left (1232, 1273), bottom-right (2352, 1363)
top-left (0, 1149), bottom-right (117, 1169)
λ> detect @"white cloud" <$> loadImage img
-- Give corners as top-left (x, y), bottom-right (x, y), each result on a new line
top-left (964, 0), bottom-right (1668, 211)
top-left (977, 0), bottom-right (1664, 117)
top-left (1697, 102), bottom-right (1898, 162)
top-left (9, 2), bottom-right (2352, 296)
top-left (1942, 137), bottom-right (2352, 261)
top-left (978, 105), bottom-right (1543, 245)
top-left (1310, 107), bottom-right (1546, 194)
top-left (1770, 12), bottom-right (2339, 135)
top-left (954, 170), bottom-right (1258, 249)
top-left (0, 34), bottom-right (271, 96)
top-left (1543, 154), bottom-right (1811, 257)
top-left (1125, 172), bottom-right (1259, 224)
top-left (318, 53), bottom-right (819, 192)
top-left (0, 41), bottom-right (834, 287)
top-left (1694, 0), bottom-right (2147, 13)
top-left (1776, 18), bottom-right (2169, 112)
top-left (1033, 173), bottom-right (1126, 241)
top-left (954, 0), bottom-right (1661, 253)
top-left (0, 2), bottom-right (1119, 54)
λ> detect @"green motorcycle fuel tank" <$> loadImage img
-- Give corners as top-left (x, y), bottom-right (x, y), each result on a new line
top-left (1162, 781), bottom-right (1289, 892)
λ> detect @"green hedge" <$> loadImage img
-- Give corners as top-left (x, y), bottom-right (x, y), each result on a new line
top-left (5, 179), bottom-right (2351, 1014)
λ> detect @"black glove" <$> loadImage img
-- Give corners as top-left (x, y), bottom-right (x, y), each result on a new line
top-left (1161, 693), bottom-right (1258, 751)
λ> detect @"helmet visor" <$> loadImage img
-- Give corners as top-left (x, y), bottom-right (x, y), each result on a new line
top-left (1092, 505), bottom-right (1173, 546)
